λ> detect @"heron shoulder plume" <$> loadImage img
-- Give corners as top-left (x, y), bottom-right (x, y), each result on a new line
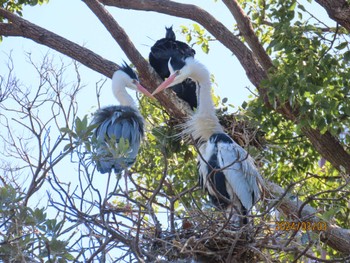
top-left (179, 113), bottom-right (223, 143)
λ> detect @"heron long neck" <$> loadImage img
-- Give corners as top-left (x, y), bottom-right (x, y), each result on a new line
top-left (183, 61), bottom-right (223, 142)
top-left (115, 88), bottom-right (136, 108)
top-left (112, 80), bottom-right (137, 109)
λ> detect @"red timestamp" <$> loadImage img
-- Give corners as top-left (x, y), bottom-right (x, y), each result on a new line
top-left (275, 221), bottom-right (327, 231)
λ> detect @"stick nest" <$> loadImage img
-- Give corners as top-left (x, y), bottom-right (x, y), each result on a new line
top-left (143, 209), bottom-right (271, 262)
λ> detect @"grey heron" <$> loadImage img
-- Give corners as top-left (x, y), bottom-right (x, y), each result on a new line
top-left (92, 62), bottom-right (153, 174)
top-left (153, 57), bottom-right (264, 225)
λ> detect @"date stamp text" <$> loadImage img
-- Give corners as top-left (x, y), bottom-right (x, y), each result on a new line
top-left (275, 221), bottom-right (327, 231)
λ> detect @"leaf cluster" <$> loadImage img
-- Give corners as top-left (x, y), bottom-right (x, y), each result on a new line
top-left (0, 0), bottom-right (48, 20)
top-left (0, 184), bottom-right (74, 262)
top-left (180, 23), bottom-right (214, 54)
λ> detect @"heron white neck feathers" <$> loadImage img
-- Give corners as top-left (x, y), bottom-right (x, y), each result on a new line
top-left (112, 70), bottom-right (137, 109)
top-left (179, 58), bottom-right (224, 142)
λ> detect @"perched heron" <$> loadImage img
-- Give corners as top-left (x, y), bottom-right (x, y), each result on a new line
top-left (149, 26), bottom-right (197, 109)
top-left (92, 62), bottom-right (153, 174)
top-left (153, 57), bottom-right (264, 225)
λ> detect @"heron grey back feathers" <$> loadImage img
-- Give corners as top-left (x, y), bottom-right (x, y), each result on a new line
top-left (92, 105), bottom-right (144, 174)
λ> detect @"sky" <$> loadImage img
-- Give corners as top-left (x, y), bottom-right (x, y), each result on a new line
top-left (1, 0), bottom-right (253, 113)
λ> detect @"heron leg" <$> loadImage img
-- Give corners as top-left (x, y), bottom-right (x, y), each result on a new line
top-left (124, 170), bottom-right (133, 220)
top-left (124, 170), bottom-right (129, 197)
top-left (103, 171), bottom-right (112, 206)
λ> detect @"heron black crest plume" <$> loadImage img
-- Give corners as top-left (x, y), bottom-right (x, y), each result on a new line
top-left (165, 26), bottom-right (176, 40)
top-left (149, 26), bottom-right (197, 109)
top-left (120, 61), bottom-right (138, 81)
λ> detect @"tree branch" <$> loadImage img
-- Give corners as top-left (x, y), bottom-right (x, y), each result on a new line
top-left (222, 0), bottom-right (273, 72)
top-left (315, 0), bottom-right (350, 32)
top-left (301, 127), bottom-right (350, 173)
top-left (0, 8), bottom-right (118, 78)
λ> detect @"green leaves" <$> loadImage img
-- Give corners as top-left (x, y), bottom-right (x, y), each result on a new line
top-left (335, 42), bottom-right (348, 50)
top-left (60, 115), bottom-right (97, 153)
top-left (180, 23), bottom-right (214, 54)
top-left (0, 0), bottom-right (49, 20)
top-left (0, 184), bottom-right (73, 262)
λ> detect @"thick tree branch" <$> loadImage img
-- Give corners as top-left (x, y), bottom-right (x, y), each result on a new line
top-left (315, 0), bottom-right (350, 32)
top-left (100, 0), bottom-right (268, 90)
top-left (0, 8), bottom-right (118, 78)
top-left (302, 127), bottom-right (350, 173)
top-left (0, 23), bottom-right (22, 36)
top-left (222, 0), bottom-right (273, 72)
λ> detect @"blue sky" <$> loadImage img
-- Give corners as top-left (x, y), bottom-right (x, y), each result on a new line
top-left (1, 0), bottom-right (332, 113)
top-left (1, 0), bottom-right (253, 113)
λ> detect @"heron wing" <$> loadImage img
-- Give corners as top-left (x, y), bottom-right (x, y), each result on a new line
top-left (216, 137), bottom-right (261, 211)
top-left (92, 106), bottom-right (144, 174)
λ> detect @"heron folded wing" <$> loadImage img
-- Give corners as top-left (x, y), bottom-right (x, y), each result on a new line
top-left (92, 106), bottom-right (144, 174)
top-left (215, 138), bottom-right (260, 211)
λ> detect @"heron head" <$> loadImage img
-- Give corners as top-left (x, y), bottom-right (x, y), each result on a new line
top-left (152, 57), bottom-right (194, 95)
top-left (119, 62), bottom-right (154, 99)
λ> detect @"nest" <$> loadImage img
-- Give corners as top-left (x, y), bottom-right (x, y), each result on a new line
top-left (163, 110), bottom-right (266, 155)
top-left (143, 209), bottom-right (270, 263)
top-left (217, 110), bottom-right (266, 150)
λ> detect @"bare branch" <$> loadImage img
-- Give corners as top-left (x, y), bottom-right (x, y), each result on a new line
top-left (222, 0), bottom-right (273, 72)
